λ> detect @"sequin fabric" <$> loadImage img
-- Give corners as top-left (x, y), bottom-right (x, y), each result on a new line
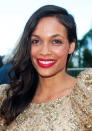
top-left (0, 69), bottom-right (92, 131)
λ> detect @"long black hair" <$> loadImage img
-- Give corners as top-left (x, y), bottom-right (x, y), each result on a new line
top-left (0, 5), bottom-right (77, 125)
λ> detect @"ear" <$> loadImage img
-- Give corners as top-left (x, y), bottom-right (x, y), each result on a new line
top-left (68, 42), bottom-right (75, 54)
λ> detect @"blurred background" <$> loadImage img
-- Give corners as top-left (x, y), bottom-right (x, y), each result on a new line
top-left (0, 0), bottom-right (92, 81)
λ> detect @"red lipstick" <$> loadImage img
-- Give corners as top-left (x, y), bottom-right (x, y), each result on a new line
top-left (37, 58), bottom-right (56, 68)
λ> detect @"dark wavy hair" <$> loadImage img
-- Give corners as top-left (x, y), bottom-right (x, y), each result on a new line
top-left (0, 5), bottom-right (77, 125)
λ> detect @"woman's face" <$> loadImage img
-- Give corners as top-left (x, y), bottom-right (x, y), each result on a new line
top-left (30, 17), bottom-right (75, 77)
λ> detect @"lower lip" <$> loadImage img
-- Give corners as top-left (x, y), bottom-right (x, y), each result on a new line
top-left (37, 60), bottom-right (56, 68)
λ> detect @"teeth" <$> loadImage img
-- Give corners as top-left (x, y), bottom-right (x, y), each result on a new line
top-left (39, 60), bottom-right (55, 64)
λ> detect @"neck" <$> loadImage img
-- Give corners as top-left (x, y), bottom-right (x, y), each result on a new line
top-left (36, 70), bottom-right (70, 96)
top-left (32, 69), bottom-right (76, 103)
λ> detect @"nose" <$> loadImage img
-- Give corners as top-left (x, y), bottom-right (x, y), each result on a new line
top-left (40, 43), bottom-right (50, 55)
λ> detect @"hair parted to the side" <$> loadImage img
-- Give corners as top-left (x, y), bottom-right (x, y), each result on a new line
top-left (0, 5), bottom-right (77, 125)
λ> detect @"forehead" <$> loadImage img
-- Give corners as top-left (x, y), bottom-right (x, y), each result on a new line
top-left (32, 17), bottom-right (67, 38)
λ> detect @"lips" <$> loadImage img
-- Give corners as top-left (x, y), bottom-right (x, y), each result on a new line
top-left (37, 58), bottom-right (56, 68)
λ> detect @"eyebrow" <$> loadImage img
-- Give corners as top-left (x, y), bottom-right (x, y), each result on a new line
top-left (31, 34), bottom-right (40, 38)
top-left (51, 34), bottom-right (64, 38)
top-left (31, 34), bottom-right (64, 39)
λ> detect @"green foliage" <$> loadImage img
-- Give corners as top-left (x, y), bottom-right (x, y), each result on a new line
top-left (83, 48), bottom-right (92, 67)
top-left (0, 55), bottom-right (3, 67)
top-left (67, 28), bottom-right (92, 77)
top-left (67, 70), bottom-right (80, 77)
top-left (74, 28), bottom-right (92, 68)
top-left (67, 59), bottom-right (74, 68)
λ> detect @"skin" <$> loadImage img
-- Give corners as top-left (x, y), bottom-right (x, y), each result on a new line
top-left (30, 17), bottom-right (76, 103)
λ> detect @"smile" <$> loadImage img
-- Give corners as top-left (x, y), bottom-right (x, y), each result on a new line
top-left (37, 58), bottom-right (56, 68)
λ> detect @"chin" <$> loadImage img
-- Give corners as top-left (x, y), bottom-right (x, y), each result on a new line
top-left (38, 71), bottom-right (58, 78)
top-left (39, 74), bottom-right (55, 78)
top-left (39, 73), bottom-right (52, 78)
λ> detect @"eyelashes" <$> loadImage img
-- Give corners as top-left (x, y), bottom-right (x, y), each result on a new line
top-left (31, 39), bottom-right (40, 45)
top-left (31, 39), bottom-right (63, 45)
top-left (52, 39), bottom-right (63, 45)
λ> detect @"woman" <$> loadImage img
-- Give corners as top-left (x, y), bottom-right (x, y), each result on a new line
top-left (0, 5), bottom-right (92, 130)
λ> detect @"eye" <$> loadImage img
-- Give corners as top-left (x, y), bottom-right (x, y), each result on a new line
top-left (31, 39), bottom-right (40, 45)
top-left (52, 39), bottom-right (63, 45)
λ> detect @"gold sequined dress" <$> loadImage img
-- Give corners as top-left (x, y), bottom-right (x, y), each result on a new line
top-left (0, 69), bottom-right (92, 131)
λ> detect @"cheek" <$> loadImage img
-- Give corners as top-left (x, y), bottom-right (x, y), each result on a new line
top-left (54, 47), bottom-right (69, 58)
top-left (30, 46), bottom-right (39, 58)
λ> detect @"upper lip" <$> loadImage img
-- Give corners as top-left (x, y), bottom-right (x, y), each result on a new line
top-left (37, 58), bottom-right (56, 61)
